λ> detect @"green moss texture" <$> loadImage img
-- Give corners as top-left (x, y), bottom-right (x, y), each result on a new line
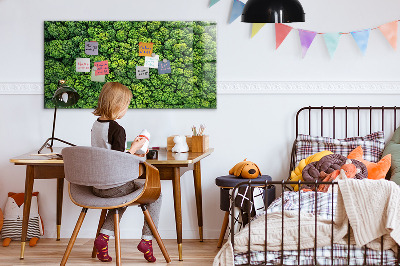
top-left (44, 21), bottom-right (217, 109)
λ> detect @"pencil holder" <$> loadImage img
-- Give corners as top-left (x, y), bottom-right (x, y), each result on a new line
top-left (191, 135), bottom-right (209, 153)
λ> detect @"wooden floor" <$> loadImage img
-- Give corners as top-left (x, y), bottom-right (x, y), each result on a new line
top-left (0, 239), bottom-right (221, 265)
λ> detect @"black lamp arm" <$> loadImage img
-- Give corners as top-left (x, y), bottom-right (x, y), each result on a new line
top-left (38, 106), bottom-right (76, 154)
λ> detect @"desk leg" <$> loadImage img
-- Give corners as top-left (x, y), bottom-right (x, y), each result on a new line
top-left (20, 165), bottom-right (35, 259)
top-left (56, 178), bottom-right (64, 241)
top-left (172, 167), bottom-right (183, 261)
top-left (193, 161), bottom-right (203, 242)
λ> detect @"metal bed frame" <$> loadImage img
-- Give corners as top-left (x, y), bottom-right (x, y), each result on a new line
top-left (230, 106), bottom-right (400, 266)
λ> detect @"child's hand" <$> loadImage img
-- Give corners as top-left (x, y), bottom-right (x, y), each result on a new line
top-left (134, 148), bottom-right (149, 157)
top-left (128, 137), bottom-right (147, 155)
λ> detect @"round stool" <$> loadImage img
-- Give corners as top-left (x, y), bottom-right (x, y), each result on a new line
top-left (215, 175), bottom-right (275, 248)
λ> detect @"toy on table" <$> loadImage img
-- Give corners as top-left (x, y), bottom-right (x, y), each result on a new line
top-left (229, 159), bottom-right (261, 179)
top-left (135, 129), bottom-right (150, 155)
top-left (172, 135), bottom-right (189, 153)
top-left (1, 192), bottom-right (44, 247)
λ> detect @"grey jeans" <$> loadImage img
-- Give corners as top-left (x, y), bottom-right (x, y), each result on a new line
top-left (92, 180), bottom-right (162, 240)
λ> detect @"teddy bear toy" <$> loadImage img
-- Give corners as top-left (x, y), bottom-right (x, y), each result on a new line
top-left (229, 159), bottom-right (261, 179)
top-left (1, 192), bottom-right (43, 247)
top-left (172, 135), bottom-right (189, 153)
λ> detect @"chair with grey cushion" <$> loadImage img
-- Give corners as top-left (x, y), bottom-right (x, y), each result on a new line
top-left (60, 146), bottom-right (171, 266)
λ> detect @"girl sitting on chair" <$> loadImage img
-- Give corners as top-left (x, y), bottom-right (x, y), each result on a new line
top-left (91, 82), bottom-right (161, 263)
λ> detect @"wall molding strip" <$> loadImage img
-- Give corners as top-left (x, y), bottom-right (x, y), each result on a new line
top-left (1, 81), bottom-right (400, 95)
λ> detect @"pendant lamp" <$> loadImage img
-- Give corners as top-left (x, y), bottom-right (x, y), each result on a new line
top-left (241, 0), bottom-right (305, 23)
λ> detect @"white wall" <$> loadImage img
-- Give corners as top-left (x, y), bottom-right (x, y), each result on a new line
top-left (1, 0), bottom-right (400, 239)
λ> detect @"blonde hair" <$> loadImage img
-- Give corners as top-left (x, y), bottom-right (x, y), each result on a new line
top-left (93, 82), bottom-right (133, 120)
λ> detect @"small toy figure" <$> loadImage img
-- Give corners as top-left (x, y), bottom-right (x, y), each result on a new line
top-left (172, 135), bottom-right (189, 153)
top-left (229, 159), bottom-right (261, 179)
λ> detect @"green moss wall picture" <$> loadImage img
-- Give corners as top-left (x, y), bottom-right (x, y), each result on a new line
top-left (44, 21), bottom-right (217, 109)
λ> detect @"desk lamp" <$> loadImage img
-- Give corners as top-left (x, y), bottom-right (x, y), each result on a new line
top-left (38, 80), bottom-right (80, 154)
top-left (241, 0), bottom-right (305, 23)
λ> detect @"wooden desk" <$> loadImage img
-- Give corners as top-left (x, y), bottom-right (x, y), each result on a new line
top-left (10, 147), bottom-right (213, 261)
top-left (9, 148), bottom-right (64, 259)
top-left (146, 148), bottom-right (213, 260)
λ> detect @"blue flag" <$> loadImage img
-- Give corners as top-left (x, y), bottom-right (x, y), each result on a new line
top-left (351, 29), bottom-right (370, 55)
top-left (209, 0), bottom-right (220, 7)
top-left (229, 0), bottom-right (245, 24)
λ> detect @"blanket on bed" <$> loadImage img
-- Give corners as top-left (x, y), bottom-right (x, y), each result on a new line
top-left (335, 178), bottom-right (400, 251)
top-left (213, 179), bottom-right (400, 266)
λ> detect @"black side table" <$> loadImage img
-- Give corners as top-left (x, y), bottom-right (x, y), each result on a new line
top-left (215, 175), bottom-right (275, 248)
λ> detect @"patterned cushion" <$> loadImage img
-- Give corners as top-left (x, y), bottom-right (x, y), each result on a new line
top-left (295, 131), bottom-right (385, 166)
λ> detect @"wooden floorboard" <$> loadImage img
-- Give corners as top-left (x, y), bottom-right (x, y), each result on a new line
top-left (0, 239), bottom-right (222, 265)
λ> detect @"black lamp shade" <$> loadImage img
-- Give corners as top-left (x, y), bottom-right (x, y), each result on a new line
top-left (241, 0), bottom-right (305, 23)
top-left (52, 84), bottom-right (80, 108)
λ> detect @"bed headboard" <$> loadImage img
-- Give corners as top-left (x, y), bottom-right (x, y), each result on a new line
top-left (290, 106), bottom-right (400, 178)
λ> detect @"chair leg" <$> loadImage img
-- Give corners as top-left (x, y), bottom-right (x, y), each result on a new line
top-left (141, 205), bottom-right (171, 263)
top-left (114, 209), bottom-right (121, 266)
top-left (60, 208), bottom-right (88, 266)
top-left (92, 209), bottom-right (108, 258)
top-left (217, 211), bottom-right (230, 248)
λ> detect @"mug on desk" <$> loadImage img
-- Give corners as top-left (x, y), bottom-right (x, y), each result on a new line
top-left (146, 150), bottom-right (158, 160)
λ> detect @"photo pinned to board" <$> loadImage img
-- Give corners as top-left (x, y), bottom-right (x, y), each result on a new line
top-left (136, 66), bottom-right (150, 79)
top-left (158, 59), bottom-right (171, 74)
top-left (91, 66), bottom-right (105, 82)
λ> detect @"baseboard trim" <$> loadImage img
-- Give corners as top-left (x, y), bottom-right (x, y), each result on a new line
top-left (1, 81), bottom-right (400, 95)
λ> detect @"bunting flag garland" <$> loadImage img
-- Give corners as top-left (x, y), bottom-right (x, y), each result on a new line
top-left (251, 23), bottom-right (266, 38)
top-left (298, 29), bottom-right (317, 58)
top-left (323, 33), bottom-right (341, 58)
top-left (209, 2), bottom-right (400, 57)
top-left (229, 0), bottom-right (245, 24)
top-left (275, 23), bottom-right (293, 49)
top-left (351, 29), bottom-right (370, 55)
top-left (378, 21), bottom-right (398, 50)
top-left (209, 0), bottom-right (220, 7)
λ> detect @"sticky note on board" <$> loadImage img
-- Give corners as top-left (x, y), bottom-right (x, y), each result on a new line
top-left (76, 58), bottom-right (90, 72)
top-left (144, 55), bottom-right (159, 68)
top-left (158, 60), bottom-right (171, 74)
top-left (91, 66), bottom-right (105, 82)
top-left (85, 41), bottom-right (98, 55)
top-left (94, 61), bottom-right (109, 76)
top-left (136, 66), bottom-right (150, 79)
top-left (139, 42), bottom-right (154, 56)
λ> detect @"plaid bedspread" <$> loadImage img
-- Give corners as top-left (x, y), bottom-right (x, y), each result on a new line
top-left (234, 191), bottom-right (397, 265)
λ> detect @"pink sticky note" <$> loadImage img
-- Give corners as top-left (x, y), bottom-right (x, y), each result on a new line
top-left (94, 61), bottom-right (109, 76)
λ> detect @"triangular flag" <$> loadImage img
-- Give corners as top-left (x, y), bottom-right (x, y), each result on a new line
top-left (275, 23), bottom-right (293, 49)
top-left (298, 29), bottom-right (317, 58)
top-left (229, 0), bottom-right (245, 24)
top-left (323, 33), bottom-right (341, 58)
top-left (251, 23), bottom-right (266, 38)
top-left (351, 29), bottom-right (370, 55)
top-left (209, 0), bottom-right (220, 7)
top-left (378, 21), bottom-right (397, 50)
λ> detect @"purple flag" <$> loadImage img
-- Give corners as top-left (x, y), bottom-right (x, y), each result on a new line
top-left (298, 29), bottom-right (317, 58)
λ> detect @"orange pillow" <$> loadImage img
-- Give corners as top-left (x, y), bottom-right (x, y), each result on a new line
top-left (347, 146), bottom-right (391, 180)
